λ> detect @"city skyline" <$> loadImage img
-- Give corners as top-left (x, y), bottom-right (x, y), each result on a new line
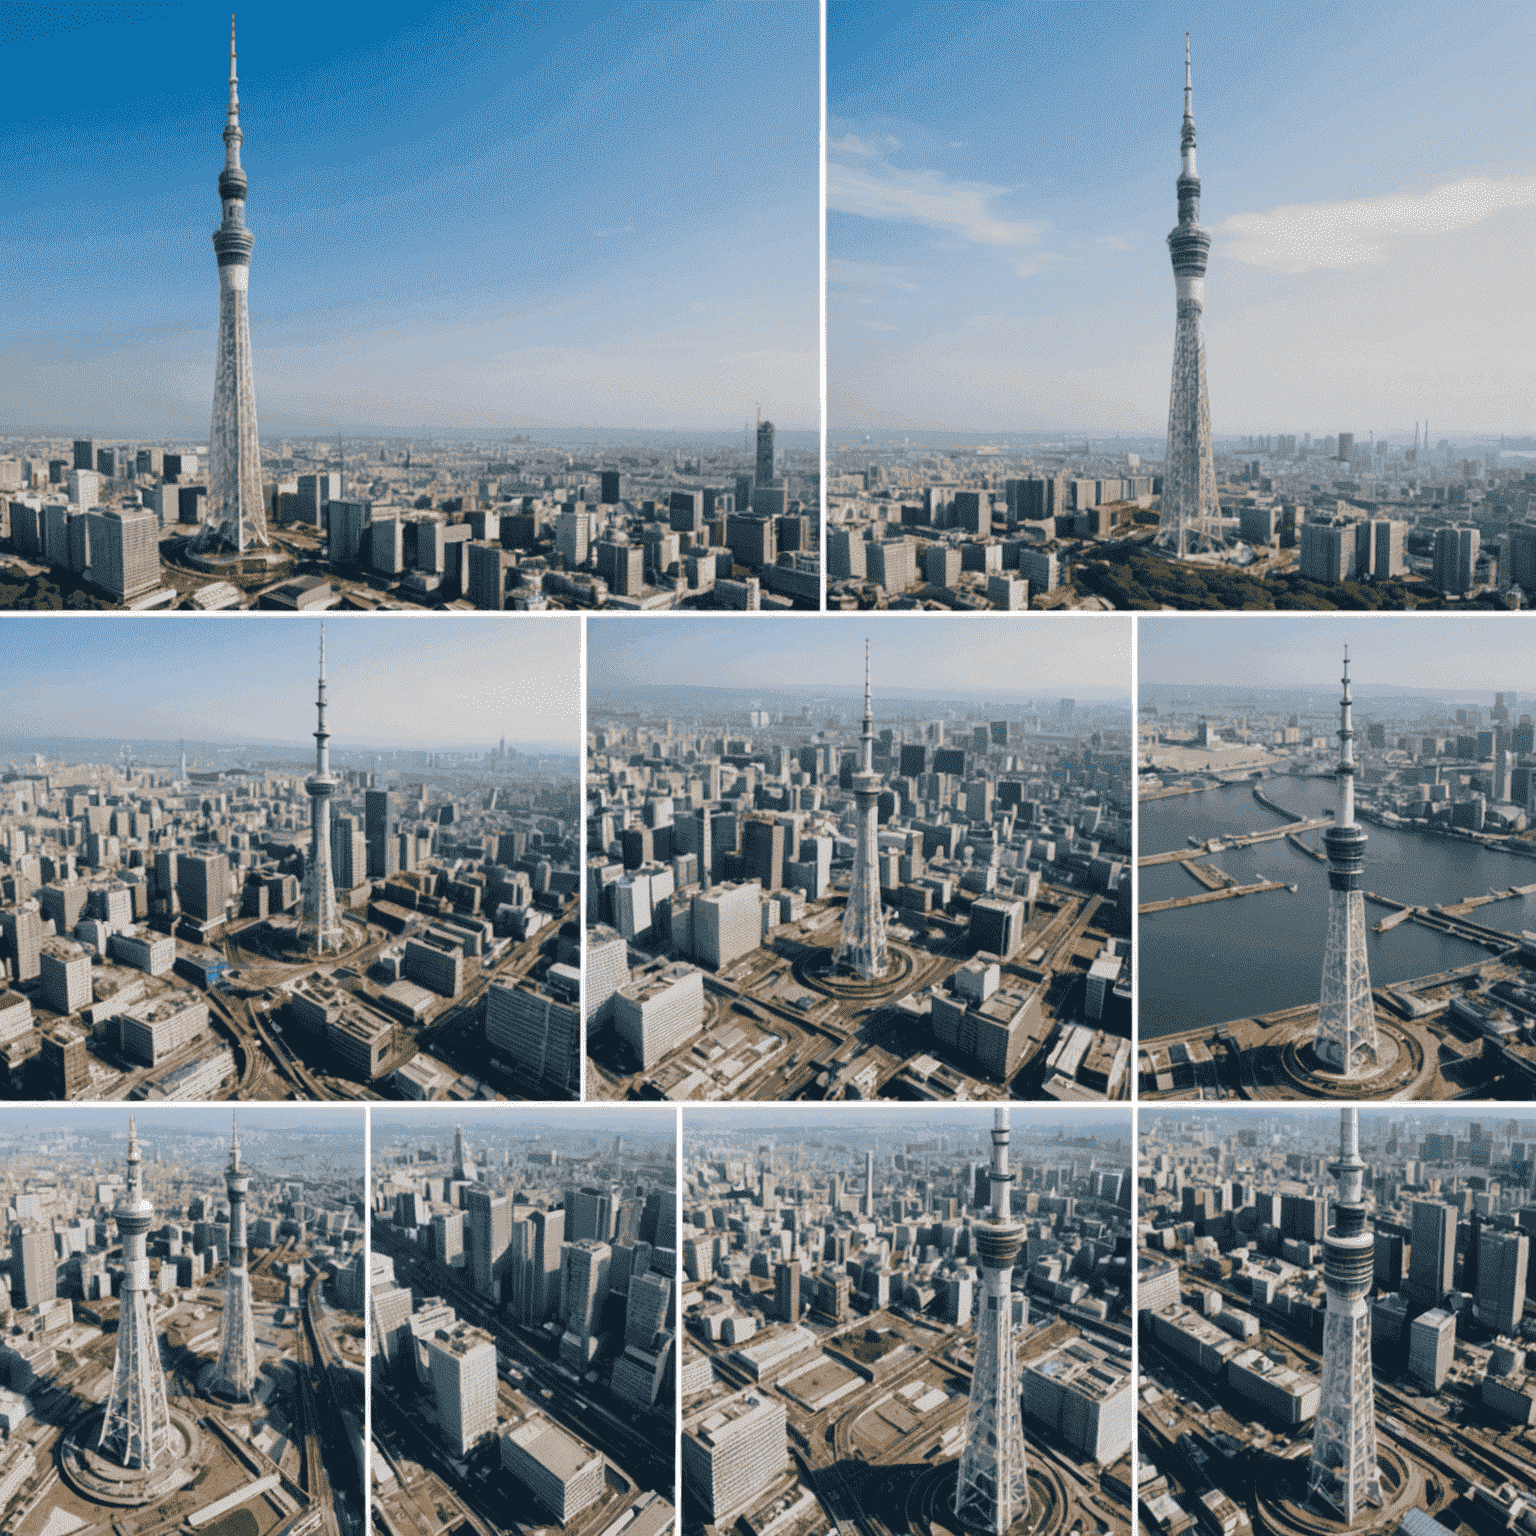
top-left (684, 1105), bottom-right (1132, 1137)
top-left (0, 1103), bottom-right (364, 1139)
top-left (0, 613), bottom-right (580, 750)
top-left (829, 0), bottom-right (1536, 435)
top-left (4, 1), bottom-right (819, 436)
top-left (588, 612), bottom-right (1133, 699)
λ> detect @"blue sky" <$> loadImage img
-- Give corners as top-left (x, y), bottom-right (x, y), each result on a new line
top-left (588, 612), bottom-right (1133, 698)
top-left (1139, 613), bottom-right (1526, 692)
top-left (2, 1), bottom-right (818, 436)
top-left (1, 614), bottom-right (580, 750)
top-left (829, 0), bottom-right (1536, 437)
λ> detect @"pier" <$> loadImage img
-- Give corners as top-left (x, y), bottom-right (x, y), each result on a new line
top-left (1139, 879), bottom-right (1291, 915)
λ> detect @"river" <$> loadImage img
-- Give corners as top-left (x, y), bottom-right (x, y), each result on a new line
top-left (1139, 776), bottom-right (1536, 1038)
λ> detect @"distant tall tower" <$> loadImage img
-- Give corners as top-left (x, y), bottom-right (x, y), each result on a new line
top-left (453, 1123), bottom-right (477, 1183)
top-left (1313, 649), bottom-right (1380, 1074)
top-left (755, 418), bottom-right (776, 489)
top-left (299, 625), bottom-right (342, 952)
top-left (99, 1117), bottom-right (172, 1469)
top-left (1307, 1107), bottom-right (1381, 1520)
top-left (212, 1113), bottom-right (256, 1399)
top-left (954, 1109), bottom-right (1029, 1534)
top-left (1154, 34), bottom-right (1221, 558)
top-left (863, 1150), bottom-right (874, 1219)
top-left (198, 16), bottom-right (269, 553)
top-left (837, 641), bottom-right (889, 978)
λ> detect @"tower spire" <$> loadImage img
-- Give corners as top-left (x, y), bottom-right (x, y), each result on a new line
top-left (838, 638), bottom-right (888, 979)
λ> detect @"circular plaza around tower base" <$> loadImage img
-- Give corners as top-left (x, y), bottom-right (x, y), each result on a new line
top-left (253, 913), bottom-right (365, 963)
top-left (1272, 1015), bottom-right (1427, 1099)
top-left (59, 1407), bottom-right (204, 1507)
top-left (1254, 1443), bottom-right (1443, 1536)
top-left (179, 541), bottom-right (291, 576)
top-left (908, 1457), bottom-right (1074, 1536)
top-left (798, 942), bottom-right (918, 1002)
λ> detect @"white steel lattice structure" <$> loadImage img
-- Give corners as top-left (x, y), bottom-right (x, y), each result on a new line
top-left (196, 18), bottom-right (269, 553)
top-left (99, 1117), bottom-right (173, 1469)
top-left (837, 641), bottom-right (889, 978)
top-left (954, 1109), bottom-right (1030, 1535)
top-left (1155, 36), bottom-right (1222, 558)
top-left (299, 625), bottom-right (343, 952)
top-left (1313, 649), bottom-right (1380, 1074)
top-left (1307, 1108), bottom-right (1382, 1520)
top-left (211, 1113), bottom-right (256, 1399)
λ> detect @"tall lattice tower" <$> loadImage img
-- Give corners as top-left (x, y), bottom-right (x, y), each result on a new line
top-left (1307, 1107), bottom-right (1382, 1520)
top-left (197, 16), bottom-right (269, 553)
top-left (299, 625), bottom-right (343, 952)
top-left (954, 1108), bottom-right (1030, 1534)
top-left (1154, 35), bottom-right (1222, 557)
top-left (1313, 649), bottom-right (1380, 1073)
top-left (837, 641), bottom-right (888, 978)
top-left (99, 1117), bottom-right (173, 1469)
top-left (212, 1113), bottom-right (256, 1399)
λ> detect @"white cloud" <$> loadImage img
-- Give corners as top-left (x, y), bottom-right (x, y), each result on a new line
top-left (828, 133), bottom-right (1043, 248)
top-left (827, 258), bottom-right (918, 293)
top-left (1220, 175), bottom-right (1536, 273)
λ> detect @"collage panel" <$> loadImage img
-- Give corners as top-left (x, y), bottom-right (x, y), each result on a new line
top-left (1138, 1105), bottom-right (1536, 1536)
top-left (1137, 614), bottom-right (1536, 1103)
top-left (2, 1), bottom-right (820, 615)
top-left (0, 1102), bottom-right (364, 1536)
top-left (368, 1105), bottom-right (678, 1536)
top-left (681, 1104), bottom-right (1133, 1536)
top-left (0, 614), bottom-right (581, 1102)
top-left (827, 2), bottom-right (1534, 615)
top-left (585, 614), bottom-right (1132, 1104)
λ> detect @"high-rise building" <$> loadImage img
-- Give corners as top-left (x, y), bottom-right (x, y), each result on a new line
top-left (466, 1188), bottom-right (513, 1303)
top-left (1407, 1201), bottom-right (1456, 1309)
top-left (10, 1222), bottom-right (54, 1308)
top-left (863, 1150), bottom-right (875, 1219)
top-left (1476, 1228), bottom-right (1529, 1336)
top-left (365, 788), bottom-right (398, 879)
top-left (682, 1389), bottom-right (788, 1525)
top-left (1307, 1108), bottom-right (1380, 1521)
top-left (299, 627), bottom-right (342, 952)
top-left (1433, 525), bottom-right (1480, 595)
top-left (1155, 37), bottom-right (1221, 557)
top-left (954, 1109), bottom-right (1030, 1533)
top-left (99, 1117), bottom-right (173, 1468)
top-left (422, 1320), bottom-right (497, 1456)
top-left (755, 420), bottom-right (776, 489)
top-left (1408, 1308), bottom-right (1455, 1392)
top-left (211, 1114), bottom-right (255, 1399)
top-left (1313, 650), bottom-right (1379, 1075)
top-left (838, 641), bottom-right (888, 978)
top-left (774, 1259), bottom-right (800, 1324)
top-left (197, 21), bottom-right (268, 553)
top-left (87, 506), bottom-right (161, 601)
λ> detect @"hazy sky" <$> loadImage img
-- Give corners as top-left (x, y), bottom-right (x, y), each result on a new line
top-left (0, 1104), bottom-right (363, 1137)
top-left (829, 0), bottom-right (1536, 436)
top-left (589, 613), bottom-right (1133, 699)
top-left (2, 0), bottom-right (818, 436)
top-left (371, 1105), bottom-right (676, 1139)
top-left (1139, 614), bottom-right (1533, 693)
top-left (684, 1105), bottom-right (1132, 1137)
top-left (2, 615), bottom-right (580, 752)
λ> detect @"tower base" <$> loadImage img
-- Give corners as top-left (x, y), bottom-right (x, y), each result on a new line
top-left (60, 1408), bottom-right (201, 1507)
